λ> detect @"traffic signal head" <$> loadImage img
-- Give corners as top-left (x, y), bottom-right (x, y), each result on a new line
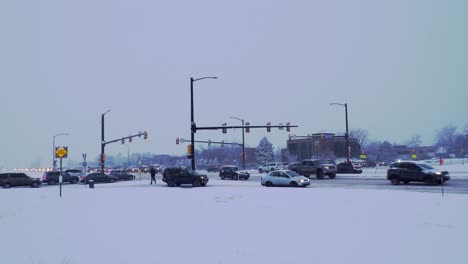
top-left (129, 137), bottom-right (132, 143)
top-left (144, 131), bottom-right (148, 140)
top-left (222, 123), bottom-right (227, 134)
top-left (121, 138), bottom-right (125, 144)
top-left (208, 140), bottom-right (211, 146)
top-left (245, 122), bottom-right (250, 133)
top-left (176, 137), bottom-right (180, 144)
top-left (267, 122), bottom-right (271, 132)
top-left (187, 144), bottom-right (193, 155)
top-left (286, 122), bottom-right (290, 132)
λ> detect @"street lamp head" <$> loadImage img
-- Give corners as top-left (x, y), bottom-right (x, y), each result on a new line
top-left (102, 110), bottom-right (111, 116)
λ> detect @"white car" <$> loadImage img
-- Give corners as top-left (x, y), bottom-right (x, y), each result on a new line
top-left (261, 170), bottom-right (310, 187)
top-left (258, 162), bottom-right (283, 173)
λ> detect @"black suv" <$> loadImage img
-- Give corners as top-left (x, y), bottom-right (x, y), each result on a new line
top-left (387, 161), bottom-right (450, 185)
top-left (0, 173), bottom-right (42, 188)
top-left (162, 167), bottom-right (208, 187)
top-left (219, 165), bottom-right (250, 180)
top-left (42, 171), bottom-right (80, 185)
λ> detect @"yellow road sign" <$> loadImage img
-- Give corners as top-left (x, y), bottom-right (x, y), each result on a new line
top-left (55, 147), bottom-right (68, 158)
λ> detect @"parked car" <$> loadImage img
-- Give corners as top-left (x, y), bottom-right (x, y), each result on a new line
top-left (207, 164), bottom-right (222, 172)
top-left (257, 162), bottom-right (283, 173)
top-left (336, 162), bottom-right (362, 174)
top-left (162, 167), bottom-right (208, 187)
top-left (108, 169), bottom-right (135, 181)
top-left (80, 173), bottom-right (119, 184)
top-left (42, 171), bottom-right (80, 185)
top-left (219, 165), bottom-right (250, 180)
top-left (261, 170), bottom-right (310, 187)
top-left (0, 173), bottom-right (42, 188)
top-left (387, 161), bottom-right (450, 185)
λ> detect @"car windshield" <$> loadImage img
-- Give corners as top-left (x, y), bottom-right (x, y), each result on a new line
top-left (319, 160), bottom-right (335, 165)
top-left (419, 164), bottom-right (434, 170)
top-left (285, 170), bottom-right (300, 177)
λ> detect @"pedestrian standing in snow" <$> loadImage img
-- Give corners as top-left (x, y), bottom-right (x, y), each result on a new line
top-left (150, 166), bottom-right (157, 184)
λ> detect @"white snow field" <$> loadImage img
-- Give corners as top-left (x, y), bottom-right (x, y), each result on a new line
top-left (1, 172), bottom-right (468, 264)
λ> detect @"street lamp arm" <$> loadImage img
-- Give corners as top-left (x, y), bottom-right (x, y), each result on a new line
top-left (193, 76), bottom-right (218, 82)
top-left (229, 116), bottom-right (243, 122)
top-left (329, 103), bottom-right (346, 107)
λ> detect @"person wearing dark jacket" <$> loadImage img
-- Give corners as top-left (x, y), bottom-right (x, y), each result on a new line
top-left (150, 167), bottom-right (157, 184)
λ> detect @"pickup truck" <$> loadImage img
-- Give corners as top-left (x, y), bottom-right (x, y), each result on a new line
top-left (288, 159), bottom-right (337, 179)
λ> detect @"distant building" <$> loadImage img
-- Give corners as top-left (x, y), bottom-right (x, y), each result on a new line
top-left (285, 133), bottom-right (361, 162)
top-left (393, 145), bottom-right (437, 160)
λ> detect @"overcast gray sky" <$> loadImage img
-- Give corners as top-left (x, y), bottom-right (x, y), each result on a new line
top-left (1, 0), bottom-right (467, 168)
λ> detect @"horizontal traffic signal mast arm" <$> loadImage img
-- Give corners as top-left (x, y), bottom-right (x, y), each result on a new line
top-left (179, 139), bottom-right (243, 146)
top-left (195, 125), bottom-right (298, 131)
top-left (103, 131), bottom-right (146, 145)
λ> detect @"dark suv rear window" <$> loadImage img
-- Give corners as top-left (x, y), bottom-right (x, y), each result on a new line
top-left (0, 174), bottom-right (8, 179)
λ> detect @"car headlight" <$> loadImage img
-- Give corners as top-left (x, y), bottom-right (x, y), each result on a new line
top-left (324, 166), bottom-right (329, 170)
top-left (435, 172), bottom-right (442, 175)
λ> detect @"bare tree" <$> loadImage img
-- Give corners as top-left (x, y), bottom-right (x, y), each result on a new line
top-left (349, 128), bottom-right (369, 148)
top-left (435, 125), bottom-right (458, 154)
top-left (407, 134), bottom-right (423, 147)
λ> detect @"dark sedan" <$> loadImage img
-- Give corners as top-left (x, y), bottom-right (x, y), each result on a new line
top-left (109, 170), bottom-right (135, 181)
top-left (80, 173), bottom-right (119, 184)
top-left (219, 165), bottom-right (250, 180)
top-left (336, 162), bottom-right (363, 174)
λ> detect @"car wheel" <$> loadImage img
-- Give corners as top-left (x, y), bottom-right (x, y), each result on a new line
top-left (424, 176), bottom-right (434, 186)
top-left (329, 173), bottom-right (336, 179)
top-left (49, 180), bottom-right (56, 185)
top-left (220, 176), bottom-right (225, 180)
top-left (290, 181), bottom-right (298, 187)
top-left (128, 176), bottom-right (133, 181)
top-left (168, 180), bottom-right (176, 187)
top-left (3, 182), bottom-right (11, 189)
top-left (201, 182), bottom-right (207, 187)
top-left (192, 179), bottom-right (201, 187)
top-left (265, 181), bottom-right (273, 187)
top-left (31, 181), bottom-right (39, 188)
top-left (316, 170), bottom-right (324, 179)
top-left (391, 176), bottom-right (400, 185)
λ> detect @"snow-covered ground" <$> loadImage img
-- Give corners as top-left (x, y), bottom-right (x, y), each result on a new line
top-left (1, 170), bottom-right (468, 264)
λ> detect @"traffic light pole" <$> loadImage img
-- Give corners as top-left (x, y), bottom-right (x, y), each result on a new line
top-left (190, 77), bottom-right (195, 171)
top-left (101, 110), bottom-right (110, 174)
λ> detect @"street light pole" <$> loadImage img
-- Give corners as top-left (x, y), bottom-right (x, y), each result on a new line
top-left (229, 116), bottom-right (245, 170)
top-left (52, 133), bottom-right (69, 171)
top-left (101, 110), bottom-right (110, 173)
top-left (330, 103), bottom-right (350, 162)
top-left (190, 76), bottom-right (218, 171)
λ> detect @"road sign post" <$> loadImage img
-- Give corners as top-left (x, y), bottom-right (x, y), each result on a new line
top-left (55, 146), bottom-right (68, 197)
